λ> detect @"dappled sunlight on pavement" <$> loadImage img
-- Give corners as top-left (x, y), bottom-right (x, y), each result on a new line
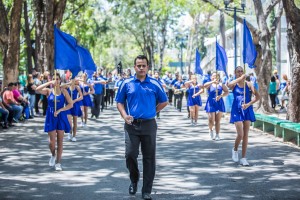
top-left (0, 104), bottom-right (300, 199)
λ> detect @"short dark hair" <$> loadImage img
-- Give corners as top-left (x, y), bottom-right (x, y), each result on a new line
top-left (271, 76), bottom-right (276, 82)
top-left (134, 55), bottom-right (148, 66)
top-left (8, 82), bottom-right (14, 87)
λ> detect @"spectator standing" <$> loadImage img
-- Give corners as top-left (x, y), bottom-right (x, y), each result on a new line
top-left (27, 74), bottom-right (36, 118)
top-left (269, 76), bottom-right (277, 109)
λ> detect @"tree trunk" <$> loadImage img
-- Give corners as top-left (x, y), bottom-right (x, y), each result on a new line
top-left (24, 0), bottom-right (33, 73)
top-left (158, 16), bottom-right (168, 72)
top-left (2, 0), bottom-right (23, 87)
top-left (34, 0), bottom-right (45, 73)
top-left (219, 11), bottom-right (226, 48)
top-left (282, 0), bottom-right (300, 122)
top-left (54, 0), bottom-right (67, 28)
top-left (34, 0), bottom-right (66, 74)
top-left (252, 0), bottom-right (273, 113)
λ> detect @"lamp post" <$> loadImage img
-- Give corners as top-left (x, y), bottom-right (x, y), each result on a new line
top-left (224, 0), bottom-right (245, 68)
top-left (176, 35), bottom-right (188, 74)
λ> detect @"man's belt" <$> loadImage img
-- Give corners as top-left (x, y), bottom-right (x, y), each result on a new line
top-left (133, 118), bottom-right (155, 123)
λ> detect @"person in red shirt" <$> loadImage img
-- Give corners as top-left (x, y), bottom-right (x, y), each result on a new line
top-left (2, 83), bottom-right (23, 123)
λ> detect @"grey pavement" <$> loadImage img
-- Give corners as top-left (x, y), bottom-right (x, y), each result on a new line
top-left (0, 103), bottom-right (300, 200)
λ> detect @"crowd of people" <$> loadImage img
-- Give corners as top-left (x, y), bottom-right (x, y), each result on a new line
top-left (1, 55), bottom-right (293, 199)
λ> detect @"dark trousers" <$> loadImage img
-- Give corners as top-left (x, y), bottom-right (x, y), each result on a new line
top-left (124, 119), bottom-right (157, 194)
top-left (174, 93), bottom-right (184, 111)
top-left (270, 94), bottom-right (276, 108)
top-left (107, 89), bottom-right (115, 105)
top-left (42, 95), bottom-right (48, 116)
top-left (168, 89), bottom-right (173, 104)
top-left (92, 93), bottom-right (103, 117)
top-left (101, 93), bottom-right (105, 111)
top-left (35, 93), bottom-right (41, 113)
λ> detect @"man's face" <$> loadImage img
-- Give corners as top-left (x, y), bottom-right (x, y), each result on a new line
top-left (134, 59), bottom-right (148, 77)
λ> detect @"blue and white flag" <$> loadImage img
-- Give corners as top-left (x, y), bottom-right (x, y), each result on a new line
top-left (243, 19), bottom-right (257, 68)
top-left (195, 49), bottom-right (203, 75)
top-left (216, 42), bottom-right (228, 77)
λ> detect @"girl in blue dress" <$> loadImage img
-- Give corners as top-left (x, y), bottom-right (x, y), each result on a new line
top-left (36, 73), bottom-right (73, 171)
top-left (202, 72), bottom-right (228, 140)
top-left (227, 66), bottom-right (260, 166)
top-left (185, 75), bottom-right (204, 125)
top-left (80, 73), bottom-right (94, 127)
top-left (65, 79), bottom-right (83, 142)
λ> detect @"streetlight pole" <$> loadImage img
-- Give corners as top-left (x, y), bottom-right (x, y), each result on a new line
top-left (180, 39), bottom-right (184, 74)
top-left (176, 36), bottom-right (188, 75)
top-left (224, 0), bottom-right (245, 68)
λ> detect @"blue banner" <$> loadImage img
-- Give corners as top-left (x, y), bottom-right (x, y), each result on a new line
top-left (216, 42), bottom-right (228, 77)
top-left (76, 46), bottom-right (97, 72)
top-left (243, 19), bottom-right (257, 68)
top-left (195, 49), bottom-right (203, 75)
top-left (54, 26), bottom-right (81, 77)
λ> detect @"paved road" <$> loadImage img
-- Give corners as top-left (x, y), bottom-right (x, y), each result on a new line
top-left (0, 104), bottom-right (300, 200)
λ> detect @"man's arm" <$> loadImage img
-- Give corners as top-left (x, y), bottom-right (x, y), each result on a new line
top-left (117, 102), bottom-right (133, 125)
top-left (156, 102), bottom-right (168, 113)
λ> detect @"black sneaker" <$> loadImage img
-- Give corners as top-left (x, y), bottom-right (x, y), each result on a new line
top-left (128, 182), bottom-right (137, 195)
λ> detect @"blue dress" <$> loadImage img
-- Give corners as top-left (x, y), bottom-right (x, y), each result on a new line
top-left (187, 84), bottom-right (202, 106)
top-left (66, 87), bottom-right (82, 117)
top-left (205, 84), bottom-right (225, 113)
top-left (82, 85), bottom-right (93, 107)
top-left (230, 84), bottom-right (256, 123)
top-left (44, 91), bottom-right (71, 133)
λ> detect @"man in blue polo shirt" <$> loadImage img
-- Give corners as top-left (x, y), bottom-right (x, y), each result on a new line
top-left (91, 71), bottom-right (106, 118)
top-left (115, 55), bottom-right (168, 200)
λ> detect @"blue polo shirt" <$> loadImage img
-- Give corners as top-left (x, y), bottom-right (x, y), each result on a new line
top-left (115, 75), bottom-right (168, 119)
top-left (93, 77), bottom-right (104, 95)
top-left (173, 81), bottom-right (184, 89)
top-left (171, 78), bottom-right (178, 85)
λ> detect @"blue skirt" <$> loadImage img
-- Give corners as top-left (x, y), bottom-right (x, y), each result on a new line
top-left (69, 102), bottom-right (82, 116)
top-left (44, 107), bottom-right (71, 133)
top-left (82, 95), bottom-right (93, 107)
top-left (230, 103), bottom-right (256, 123)
top-left (205, 98), bottom-right (225, 113)
top-left (187, 95), bottom-right (202, 106)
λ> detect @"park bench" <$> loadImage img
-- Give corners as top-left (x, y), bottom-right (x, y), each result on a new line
top-left (280, 122), bottom-right (300, 147)
top-left (253, 113), bottom-right (290, 137)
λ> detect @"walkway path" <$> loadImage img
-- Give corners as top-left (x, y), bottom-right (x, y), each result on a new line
top-left (0, 104), bottom-right (299, 199)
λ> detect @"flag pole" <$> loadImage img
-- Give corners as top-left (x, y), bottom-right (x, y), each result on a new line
top-left (54, 70), bottom-right (57, 112)
top-left (215, 36), bottom-right (218, 99)
top-left (243, 63), bottom-right (246, 105)
top-left (70, 71), bottom-right (73, 102)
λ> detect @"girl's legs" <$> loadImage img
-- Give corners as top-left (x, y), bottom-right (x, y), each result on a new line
top-left (215, 112), bottom-right (223, 135)
top-left (207, 112), bottom-right (215, 132)
top-left (234, 122), bottom-right (244, 151)
top-left (56, 130), bottom-right (64, 164)
top-left (67, 115), bottom-right (72, 140)
top-left (189, 106), bottom-right (195, 123)
top-left (84, 106), bottom-right (88, 124)
top-left (241, 121), bottom-right (250, 158)
top-left (48, 131), bottom-right (57, 156)
top-left (194, 106), bottom-right (199, 123)
top-left (73, 116), bottom-right (78, 138)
